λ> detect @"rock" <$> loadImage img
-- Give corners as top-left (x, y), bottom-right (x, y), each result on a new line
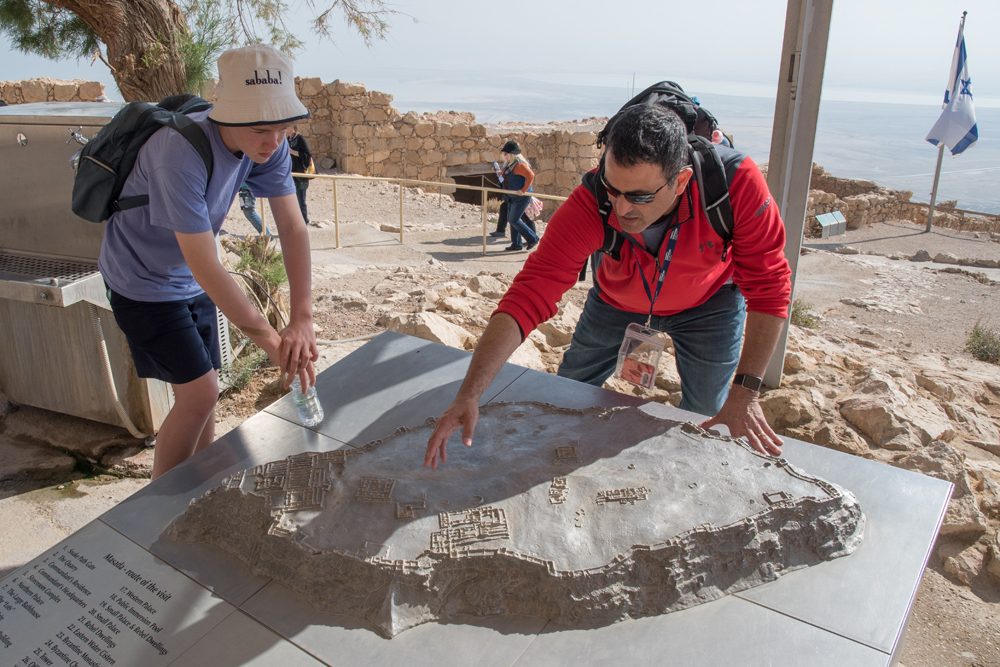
top-left (945, 404), bottom-right (1000, 444)
top-left (508, 335), bottom-right (547, 371)
top-left (834, 246), bottom-right (860, 255)
top-left (910, 249), bottom-right (932, 262)
top-left (760, 390), bottom-right (823, 430)
top-left (379, 312), bottom-right (475, 350)
top-left (940, 541), bottom-right (987, 585)
top-left (933, 252), bottom-right (960, 265)
top-left (783, 351), bottom-right (812, 374)
top-left (20, 79), bottom-right (47, 103)
top-left (893, 441), bottom-right (989, 536)
top-left (79, 81), bottom-right (104, 101)
top-left (436, 296), bottom-right (476, 314)
top-left (915, 370), bottom-right (956, 400)
top-left (537, 301), bottom-right (582, 348)
top-left (987, 531), bottom-right (1000, 584)
top-left (467, 274), bottom-right (506, 299)
top-left (838, 369), bottom-right (954, 450)
top-left (380, 224), bottom-right (401, 233)
top-left (811, 423), bottom-right (870, 458)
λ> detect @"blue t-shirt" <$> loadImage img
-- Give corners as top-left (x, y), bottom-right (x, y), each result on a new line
top-left (98, 111), bottom-right (294, 301)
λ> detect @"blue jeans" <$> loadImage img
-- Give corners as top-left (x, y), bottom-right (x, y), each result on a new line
top-left (506, 196), bottom-right (537, 247)
top-left (558, 285), bottom-right (746, 416)
top-left (294, 178), bottom-right (309, 223)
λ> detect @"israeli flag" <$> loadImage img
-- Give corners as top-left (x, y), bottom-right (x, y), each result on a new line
top-left (926, 24), bottom-right (978, 155)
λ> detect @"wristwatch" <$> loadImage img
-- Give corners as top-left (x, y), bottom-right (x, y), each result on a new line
top-left (732, 373), bottom-right (764, 393)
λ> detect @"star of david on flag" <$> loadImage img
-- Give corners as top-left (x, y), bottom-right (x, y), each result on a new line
top-left (926, 22), bottom-right (978, 155)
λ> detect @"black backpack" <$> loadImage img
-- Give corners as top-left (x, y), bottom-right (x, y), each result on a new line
top-left (581, 81), bottom-right (736, 280)
top-left (71, 95), bottom-right (214, 223)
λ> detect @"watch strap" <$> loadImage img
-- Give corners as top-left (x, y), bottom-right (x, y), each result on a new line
top-left (732, 373), bottom-right (764, 392)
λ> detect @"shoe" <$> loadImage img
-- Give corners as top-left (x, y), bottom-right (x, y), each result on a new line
top-left (504, 245), bottom-right (523, 252)
top-left (525, 240), bottom-right (538, 251)
top-left (489, 231), bottom-right (506, 238)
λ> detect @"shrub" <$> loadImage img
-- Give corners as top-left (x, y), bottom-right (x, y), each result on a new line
top-left (966, 321), bottom-right (1000, 364)
top-left (790, 298), bottom-right (820, 329)
top-left (220, 349), bottom-right (269, 393)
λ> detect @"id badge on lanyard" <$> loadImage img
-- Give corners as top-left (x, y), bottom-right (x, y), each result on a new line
top-left (615, 322), bottom-right (668, 389)
top-left (612, 225), bottom-right (680, 390)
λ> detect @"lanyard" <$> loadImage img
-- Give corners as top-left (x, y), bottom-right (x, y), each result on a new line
top-left (628, 224), bottom-right (680, 327)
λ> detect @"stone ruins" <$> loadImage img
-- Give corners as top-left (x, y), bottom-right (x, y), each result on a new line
top-left (167, 402), bottom-right (865, 638)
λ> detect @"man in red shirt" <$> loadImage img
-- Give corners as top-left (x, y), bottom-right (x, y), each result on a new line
top-left (424, 104), bottom-right (791, 467)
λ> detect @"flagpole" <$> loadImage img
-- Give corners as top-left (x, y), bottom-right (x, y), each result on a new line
top-left (926, 10), bottom-right (968, 233)
top-left (925, 144), bottom-right (945, 232)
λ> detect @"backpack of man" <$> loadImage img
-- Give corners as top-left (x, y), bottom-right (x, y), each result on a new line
top-left (580, 81), bottom-right (736, 280)
top-left (71, 95), bottom-right (214, 223)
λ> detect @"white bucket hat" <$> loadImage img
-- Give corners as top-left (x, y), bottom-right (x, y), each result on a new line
top-left (209, 44), bottom-right (309, 126)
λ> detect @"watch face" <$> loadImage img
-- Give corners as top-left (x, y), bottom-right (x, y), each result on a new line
top-left (736, 374), bottom-right (763, 391)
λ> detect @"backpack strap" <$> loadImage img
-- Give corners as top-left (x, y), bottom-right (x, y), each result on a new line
top-left (688, 135), bottom-right (734, 260)
top-left (578, 167), bottom-right (623, 282)
top-left (113, 112), bottom-right (214, 213)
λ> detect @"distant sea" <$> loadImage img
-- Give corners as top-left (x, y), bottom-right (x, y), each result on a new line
top-left (349, 71), bottom-right (1000, 214)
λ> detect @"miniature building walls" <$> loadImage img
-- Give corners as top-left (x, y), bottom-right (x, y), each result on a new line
top-left (0, 79), bottom-right (106, 104)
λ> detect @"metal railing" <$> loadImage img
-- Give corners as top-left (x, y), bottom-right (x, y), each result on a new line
top-left (263, 173), bottom-right (568, 255)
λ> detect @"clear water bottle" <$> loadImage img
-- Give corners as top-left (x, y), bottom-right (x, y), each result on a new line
top-left (291, 377), bottom-right (324, 427)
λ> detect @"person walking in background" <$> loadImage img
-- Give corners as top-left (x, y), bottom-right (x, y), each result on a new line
top-left (489, 160), bottom-right (535, 239)
top-left (498, 140), bottom-right (539, 251)
top-left (287, 125), bottom-right (312, 224)
top-left (238, 182), bottom-right (269, 235)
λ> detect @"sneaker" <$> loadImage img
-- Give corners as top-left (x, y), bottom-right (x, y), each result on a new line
top-left (504, 245), bottom-right (524, 252)
top-left (489, 231), bottom-right (506, 238)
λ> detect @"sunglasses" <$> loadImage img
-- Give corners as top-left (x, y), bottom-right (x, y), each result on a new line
top-left (599, 168), bottom-right (670, 205)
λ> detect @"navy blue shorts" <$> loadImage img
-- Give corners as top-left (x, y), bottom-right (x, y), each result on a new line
top-left (108, 289), bottom-right (221, 385)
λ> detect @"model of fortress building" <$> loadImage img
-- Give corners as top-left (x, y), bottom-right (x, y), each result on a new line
top-left (167, 403), bottom-right (865, 638)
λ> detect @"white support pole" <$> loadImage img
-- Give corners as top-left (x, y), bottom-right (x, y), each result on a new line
top-left (763, 0), bottom-right (834, 389)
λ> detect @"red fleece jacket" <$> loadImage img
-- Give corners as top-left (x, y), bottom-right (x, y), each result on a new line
top-left (496, 155), bottom-right (792, 338)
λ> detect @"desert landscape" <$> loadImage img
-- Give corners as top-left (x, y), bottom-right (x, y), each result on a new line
top-left (1, 170), bottom-right (998, 664)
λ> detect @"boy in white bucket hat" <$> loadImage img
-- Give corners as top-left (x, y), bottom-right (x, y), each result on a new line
top-left (99, 44), bottom-right (318, 479)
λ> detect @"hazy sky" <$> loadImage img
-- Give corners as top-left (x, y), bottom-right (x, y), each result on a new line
top-left (3, 0), bottom-right (998, 108)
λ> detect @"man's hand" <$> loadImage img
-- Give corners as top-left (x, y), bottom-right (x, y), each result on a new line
top-left (424, 396), bottom-right (480, 469)
top-left (279, 317), bottom-right (318, 389)
top-left (700, 385), bottom-right (783, 456)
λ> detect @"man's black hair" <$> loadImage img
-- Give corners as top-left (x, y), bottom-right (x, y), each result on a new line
top-left (603, 104), bottom-right (689, 182)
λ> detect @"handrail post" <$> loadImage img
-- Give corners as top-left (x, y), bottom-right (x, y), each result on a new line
top-left (481, 189), bottom-right (488, 256)
top-left (332, 177), bottom-right (340, 249)
top-left (398, 181), bottom-right (405, 245)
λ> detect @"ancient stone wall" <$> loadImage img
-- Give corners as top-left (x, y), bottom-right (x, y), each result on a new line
top-left (805, 164), bottom-right (1000, 236)
top-left (290, 77), bottom-right (601, 198)
top-left (0, 79), bottom-right (106, 105)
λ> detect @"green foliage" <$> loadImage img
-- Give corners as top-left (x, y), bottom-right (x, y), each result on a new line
top-left (235, 235), bottom-right (287, 288)
top-left (965, 321), bottom-right (1000, 364)
top-left (790, 298), bottom-right (820, 329)
top-left (179, 0), bottom-right (237, 93)
top-left (0, 0), bottom-right (98, 60)
top-left (0, 0), bottom-right (397, 98)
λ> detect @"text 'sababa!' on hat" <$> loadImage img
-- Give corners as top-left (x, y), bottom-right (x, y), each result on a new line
top-left (209, 44), bottom-right (309, 127)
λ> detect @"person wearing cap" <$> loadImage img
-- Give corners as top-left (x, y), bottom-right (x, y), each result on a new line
top-left (98, 44), bottom-right (318, 479)
top-left (498, 140), bottom-right (539, 251)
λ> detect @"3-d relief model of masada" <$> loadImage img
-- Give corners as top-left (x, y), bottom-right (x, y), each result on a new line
top-left (166, 403), bottom-right (865, 638)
